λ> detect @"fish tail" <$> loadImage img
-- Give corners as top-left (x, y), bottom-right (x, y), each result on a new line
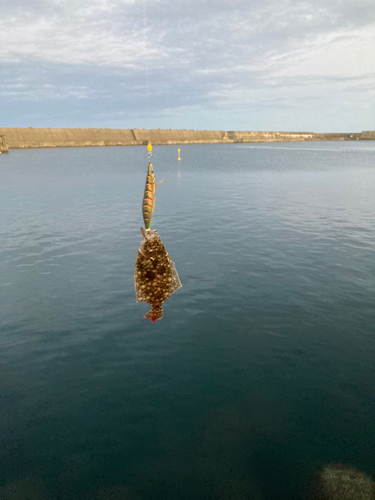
top-left (145, 305), bottom-right (163, 322)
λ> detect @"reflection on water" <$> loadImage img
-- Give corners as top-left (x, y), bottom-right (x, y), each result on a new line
top-left (0, 143), bottom-right (374, 499)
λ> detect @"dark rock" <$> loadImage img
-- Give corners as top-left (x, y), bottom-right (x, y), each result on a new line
top-left (307, 464), bottom-right (375, 500)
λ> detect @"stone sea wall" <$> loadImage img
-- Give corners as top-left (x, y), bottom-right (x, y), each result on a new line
top-left (0, 128), bottom-right (373, 149)
top-left (360, 131), bottom-right (375, 140)
top-left (0, 128), bottom-right (138, 149)
top-left (0, 134), bottom-right (9, 152)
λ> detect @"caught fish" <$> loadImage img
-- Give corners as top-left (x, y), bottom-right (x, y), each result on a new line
top-left (134, 228), bottom-right (182, 321)
top-left (142, 161), bottom-right (167, 231)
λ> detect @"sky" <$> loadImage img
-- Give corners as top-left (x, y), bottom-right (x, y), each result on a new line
top-left (1, 0), bottom-right (374, 132)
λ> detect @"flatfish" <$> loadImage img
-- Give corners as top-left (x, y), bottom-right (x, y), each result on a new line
top-left (134, 228), bottom-right (182, 321)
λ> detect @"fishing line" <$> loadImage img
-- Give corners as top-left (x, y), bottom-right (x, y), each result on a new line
top-left (142, 0), bottom-right (151, 118)
top-left (141, 2), bottom-right (179, 179)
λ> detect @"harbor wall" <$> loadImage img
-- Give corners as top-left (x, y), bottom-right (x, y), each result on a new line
top-left (360, 131), bottom-right (375, 140)
top-left (0, 128), bottom-right (138, 149)
top-left (0, 127), bottom-right (372, 149)
top-left (0, 134), bottom-right (9, 152)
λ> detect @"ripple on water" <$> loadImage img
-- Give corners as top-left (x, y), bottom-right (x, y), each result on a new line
top-left (1, 144), bottom-right (375, 500)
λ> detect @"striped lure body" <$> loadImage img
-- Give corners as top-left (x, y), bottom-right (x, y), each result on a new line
top-left (142, 161), bottom-right (166, 231)
top-left (142, 162), bottom-right (155, 230)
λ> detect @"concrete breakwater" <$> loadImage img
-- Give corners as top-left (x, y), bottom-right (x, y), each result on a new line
top-left (0, 128), bottom-right (373, 150)
top-left (0, 135), bottom-right (9, 153)
top-left (360, 131), bottom-right (375, 140)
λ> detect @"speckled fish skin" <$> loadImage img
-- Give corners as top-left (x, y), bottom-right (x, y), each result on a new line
top-left (134, 229), bottom-right (182, 321)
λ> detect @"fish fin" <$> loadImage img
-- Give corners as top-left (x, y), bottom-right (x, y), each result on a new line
top-left (168, 256), bottom-right (182, 294)
top-left (155, 177), bottom-right (167, 188)
top-left (145, 306), bottom-right (163, 321)
top-left (138, 248), bottom-right (150, 260)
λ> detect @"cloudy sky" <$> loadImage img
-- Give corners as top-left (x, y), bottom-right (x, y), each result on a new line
top-left (1, 0), bottom-right (374, 131)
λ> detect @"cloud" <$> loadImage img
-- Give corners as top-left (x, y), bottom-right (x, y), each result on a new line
top-left (0, 0), bottom-right (374, 130)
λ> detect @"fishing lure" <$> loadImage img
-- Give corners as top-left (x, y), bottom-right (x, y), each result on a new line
top-left (135, 143), bottom-right (181, 321)
top-left (142, 144), bottom-right (167, 231)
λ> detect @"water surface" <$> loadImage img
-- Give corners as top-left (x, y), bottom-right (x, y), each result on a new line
top-left (1, 142), bottom-right (375, 499)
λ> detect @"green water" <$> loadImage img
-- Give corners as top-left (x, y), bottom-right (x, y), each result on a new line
top-left (1, 143), bottom-right (374, 499)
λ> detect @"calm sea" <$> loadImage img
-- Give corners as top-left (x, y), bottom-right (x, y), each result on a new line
top-left (1, 142), bottom-right (374, 500)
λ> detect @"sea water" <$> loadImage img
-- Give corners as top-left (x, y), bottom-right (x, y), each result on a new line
top-left (1, 142), bottom-right (374, 499)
